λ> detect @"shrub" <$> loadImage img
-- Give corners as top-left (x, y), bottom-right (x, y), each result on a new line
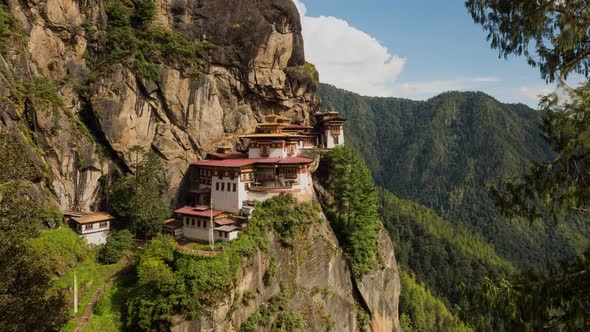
top-left (242, 289), bottom-right (256, 305)
top-left (272, 311), bottom-right (304, 331)
top-left (98, 230), bottom-right (134, 264)
top-left (263, 257), bottom-right (278, 286)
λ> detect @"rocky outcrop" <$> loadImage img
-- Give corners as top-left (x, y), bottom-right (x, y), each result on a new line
top-left (356, 228), bottom-right (402, 332)
top-left (0, 0), bottom-right (318, 210)
top-left (0, 1), bottom-right (400, 330)
top-left (172, 213), bottom-right (359, 332)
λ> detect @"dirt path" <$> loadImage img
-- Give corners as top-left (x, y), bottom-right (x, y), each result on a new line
top-left (73, 260), bottom-right (129, 332)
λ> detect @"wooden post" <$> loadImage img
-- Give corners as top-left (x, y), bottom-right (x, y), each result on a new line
top-left (73, 269), bottom-right (78, 314)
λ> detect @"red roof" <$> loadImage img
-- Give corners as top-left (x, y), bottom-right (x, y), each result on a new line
top-left (206, 152), bottom-right (248, 160)
top-left (284, 124), bottom-right (313, 130)
top-left (162, 218), bottom-right (183, 229)
top-left (174, 206), bottom-right (224, 217)
top-left (215, 218), bottom-right (237, 226)
top-left (191, 157), bottom-right (313, 168)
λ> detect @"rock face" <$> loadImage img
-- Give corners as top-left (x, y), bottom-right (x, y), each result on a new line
top-left (0, 1), bottom-right (400, 330)
top-left (172, 214), bottom-right (359, 332)
top-left (357, 228), bottom-right (402, 332)
top-left (0, 0), bottom-right (318, 210)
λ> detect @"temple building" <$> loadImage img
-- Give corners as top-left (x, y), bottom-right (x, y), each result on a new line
top-left (315, 108), bottom-right (346, 149)
top-left (165, 109), bottom-right (346, 243)
top-left (64, 211), bottom-right (113, 245)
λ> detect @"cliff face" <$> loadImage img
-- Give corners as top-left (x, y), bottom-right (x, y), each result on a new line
top-left (1, 0), bottom-right (318, 210)
top-left (0, 1), bottom-right (400, 330)
top-left (173, 214), bottom-right (358, 332)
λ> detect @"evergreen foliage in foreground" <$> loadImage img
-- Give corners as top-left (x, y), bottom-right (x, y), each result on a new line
top-left (324, 145), bottom-right (381, 277)
top-left (111, 146), bottom-right (170, 239)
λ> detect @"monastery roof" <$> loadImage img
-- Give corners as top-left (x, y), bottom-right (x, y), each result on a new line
top-left (283, 124), bottom-right (313, 130)
top-left (174, 206), bottom-right (224, 217)
top-left (214, 225), bottom-right (241, 232)
top-left (64, 211), bottom-right (114, 224)
top-left (319, 116), bottom-right (346, 122)
top-left (206, 152), bottom-right (248, 160)
top-left (191, 157), bottom-right (313, 168)
top-left (241, 133), bottom-right (303, 139)
top-left (214, 218), bottom-right (237, 226)
top-left (162, 218), bottom-right (183, 229)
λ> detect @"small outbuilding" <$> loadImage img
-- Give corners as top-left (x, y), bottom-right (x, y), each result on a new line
top-left (63, 211), bottom-right (113, 245)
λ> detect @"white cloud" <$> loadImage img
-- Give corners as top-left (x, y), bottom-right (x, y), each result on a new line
top-left (517, 86), bottom-right (554, 102)
top-left (293, 0), bottom-right (406, 96)
top-left (293, 1), bottom-right (503, 99)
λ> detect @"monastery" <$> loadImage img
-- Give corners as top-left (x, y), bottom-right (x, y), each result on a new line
top-left (163, 109), bottom-right (346, 242)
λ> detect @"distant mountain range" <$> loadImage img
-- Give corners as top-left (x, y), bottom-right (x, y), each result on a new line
top-left (318, 83), bottom-right (590, 270)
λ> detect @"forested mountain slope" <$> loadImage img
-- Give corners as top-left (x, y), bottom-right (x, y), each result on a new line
top-left (319, 83), bottom-right (590, 270)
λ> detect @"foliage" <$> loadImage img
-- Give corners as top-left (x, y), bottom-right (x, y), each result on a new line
top-left (324, 145), bottom-right (381, 277)
top-left (465, 0), bottom-right (590, 83)
top-left (242, 290), bottom-right (256, 305)
top-left (263, 257), bottom-right (278, 286)
top-left (318, 83), bottom-right (590, 271)
top-left (272, 311), bottom-right (304, 331)
top-left (0, 182), bottom-right (69, 331)
top-left (30, 227), bottom-right (90, 275)
top-left (464, 2), bottom-right (590, 329)
top-left (355, 302), bottom-right (370, 331)
top-left (465, 247), bottom-right (590, 330)
top-left (95, 0), bottom-right (215, 81)
top-left (0, 132), bottom-right (44, 183)
top-left (399, 270), bottom-right (471, 332)
top-left (378, 188), bottom-right (511, 324)
top-left (23, 77), bottom-right (65, 112)
top-left (255, 193), bottom-right (319, 247)
top-left (240, 287), bottom-right (290, 332)
top-left (111, 146), bottom-right (170, 239)
top-left (122, 195), bottom-right (312, 330)
top-left (0, 4), bottom-right (25, 54)
top-left (491, 82), bottom-right (590, 220)
top-left (285, 62), bottom-right (319, 89)
top-left (98, 229), bottom-right (134, 264)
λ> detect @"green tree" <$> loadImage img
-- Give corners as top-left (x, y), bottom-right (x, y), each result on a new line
top-left (464, 1), bottom-right (590, 329)
top-left (466, 0), bottom-right (590, 219)
top-left (324, 145), bottom-right (381, 277)
top-left (0, 183), bottom-right (68, 331)
top-left (98, 229), bottom-right (134, 264)
top-left (111, 146), bottom-right (170, 239)
top-left (466, 0), bottom-right (590, 83)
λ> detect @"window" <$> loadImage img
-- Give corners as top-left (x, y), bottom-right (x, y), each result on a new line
top-left (85, 224), bottom-right (93, 230)
top-left (184, 218), bottom-right (188, 226)
top-left (99, 222), bottom-right (108, 228)
top-left (221, 182), bottom-right (225, 191)
top-left (261, 145), bottom-right (269, 157)
top-left (232, 183), bottom-right (237, 192)
top-left (191, 219), bottom-right (195, 227)
top-left (333, 136), bottom-right (339, 145)
top-left (216, 182), bottom-right (220, 190)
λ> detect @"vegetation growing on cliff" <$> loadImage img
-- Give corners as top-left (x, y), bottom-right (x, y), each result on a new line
top-left (324, 145), bottom-right (381, 277)
top-left (112, 195), bottom-right (318, 330)
top-left (91, 0), bottom-right (215, 81)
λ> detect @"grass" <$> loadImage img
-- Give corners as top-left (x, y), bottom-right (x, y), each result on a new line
top-left (186, 241), bottom-right (226, 251)
top-left (30, 228), bottom-right (128, 332)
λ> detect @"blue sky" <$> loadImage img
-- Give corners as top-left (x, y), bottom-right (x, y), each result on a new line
top-left (294, 0), bottom-right (565, 107)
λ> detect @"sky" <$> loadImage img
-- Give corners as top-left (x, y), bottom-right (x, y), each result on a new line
top-left (292, 0), bottom-right (575, 108)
